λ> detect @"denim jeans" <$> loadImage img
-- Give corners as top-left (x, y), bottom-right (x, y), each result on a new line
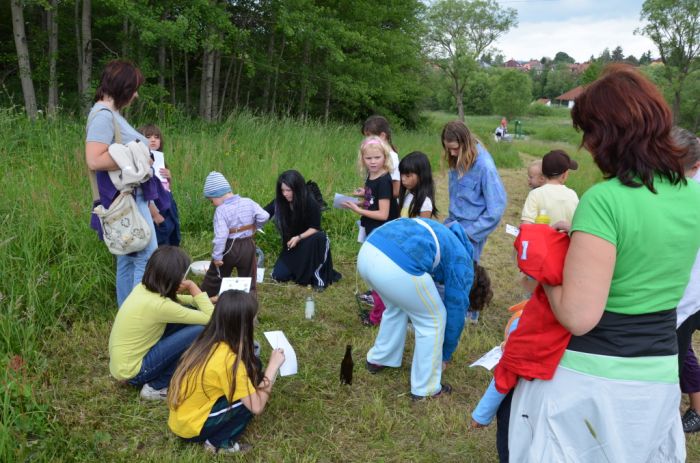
top-left (116, 189), bottom-right (157, 306)
top-left (128, 323), bottom-right (204, 390)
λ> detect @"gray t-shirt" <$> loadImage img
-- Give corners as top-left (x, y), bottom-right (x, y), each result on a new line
top-left (86, 103), bottom-right (147, 145)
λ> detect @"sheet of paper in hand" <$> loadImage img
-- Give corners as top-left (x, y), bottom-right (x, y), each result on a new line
top-left (333, 193), bottom-right (357, 209)
top-left (151, 150), bottom-right (167, 182)
top-left (219, 277), bottom-right (252, 294)
top-left (263, 330), bottom-right (298, 376)
top-left (469, 345), bottom-right (503, 370)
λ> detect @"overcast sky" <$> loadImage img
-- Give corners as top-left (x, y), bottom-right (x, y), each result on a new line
top-left (494, 0), bottom-right (657, 62)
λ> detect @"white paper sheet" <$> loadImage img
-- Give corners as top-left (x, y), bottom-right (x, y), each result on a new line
top-left (505, 224), bottom-right (520, 237)
top-left (218, 277), bottom-right (252, 294)
top-left (469, 345), bottom-right (503, 370)
top-left (263, 330), bottom-right (297, 376)
top-left (256, 268), bottom-right (265, 284)
top-left (151, 150), bottom-right (167, 183)
top-left (333, 193), bottom-right (357, 209)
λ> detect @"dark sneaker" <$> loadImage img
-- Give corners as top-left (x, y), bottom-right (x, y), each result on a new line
top-left (411, 383), bottom-right (453, 401)
top-left (683, 408), bottom-right (700, 433)
top-left (366, 360), bottom-right (385, 374)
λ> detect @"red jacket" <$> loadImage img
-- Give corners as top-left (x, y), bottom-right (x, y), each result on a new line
top-left (493, 224), bottom-right (571, 394)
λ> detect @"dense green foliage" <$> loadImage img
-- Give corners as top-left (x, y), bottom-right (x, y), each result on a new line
top-left (1, 0), bottom-right (427, 126)
top-left (490, 70), bottom-right (532, 119)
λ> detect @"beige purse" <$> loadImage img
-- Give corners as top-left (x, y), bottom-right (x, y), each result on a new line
top-left (93, 188), bottom-right (152, 255)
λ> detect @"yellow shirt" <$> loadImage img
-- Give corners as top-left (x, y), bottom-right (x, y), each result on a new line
top-left (108, 284), bottom-right (214, 380)
top-left (168, 342), bottom-right (256, 438)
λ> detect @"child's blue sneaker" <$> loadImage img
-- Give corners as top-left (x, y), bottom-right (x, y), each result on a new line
top-left (466, 310), bottom-right (480, 325)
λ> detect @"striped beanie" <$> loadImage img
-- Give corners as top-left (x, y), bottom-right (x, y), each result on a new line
top-left (203, 171), bottom-right (232, 198)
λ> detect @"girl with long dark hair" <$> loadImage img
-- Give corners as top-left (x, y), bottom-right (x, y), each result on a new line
top-left (264, 170), bottom-right (341, 289)
top-left (168, 291), bottom-right (285, 454)
top-left (398, 151), bottom-right (438, 219)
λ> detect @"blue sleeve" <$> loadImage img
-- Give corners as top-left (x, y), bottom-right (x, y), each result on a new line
top-left (466, 162), bottom-right (507, 244)
top-left (441, 259), bottom-right (473, 361)
top-left (472, 378), bottom-right (507, 425)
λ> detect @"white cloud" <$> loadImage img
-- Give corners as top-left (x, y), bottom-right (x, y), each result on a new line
top-left (495, 16), bottom-right (657, 62)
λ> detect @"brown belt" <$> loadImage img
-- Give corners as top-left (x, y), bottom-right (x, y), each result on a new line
top-left (229, 223), bottom-right (256, 234)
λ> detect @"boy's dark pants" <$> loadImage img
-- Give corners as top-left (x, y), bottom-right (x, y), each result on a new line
top-left (200, 237), bottom-right (257, 297)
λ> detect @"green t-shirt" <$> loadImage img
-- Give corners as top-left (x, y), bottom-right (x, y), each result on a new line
top-left (571, 176), bottom-right (700, 315)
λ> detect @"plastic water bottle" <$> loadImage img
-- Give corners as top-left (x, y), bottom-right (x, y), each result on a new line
top-left (535, 209), bottom-right (550, 225)
top-left (305, 294), bottom-right (315, 320)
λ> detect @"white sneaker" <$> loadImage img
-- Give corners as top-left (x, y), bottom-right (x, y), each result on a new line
top-left (204, 440), bottom-right (252, 454)
top-left (139, 383), bottom-right (168, 400)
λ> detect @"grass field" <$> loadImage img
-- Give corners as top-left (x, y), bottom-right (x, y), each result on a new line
top-left (1, 108), bottom-right (698, 462)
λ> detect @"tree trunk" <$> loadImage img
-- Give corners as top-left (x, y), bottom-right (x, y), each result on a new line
top-left (158, 41), bottom-right (166, 114)
top-left (10, 0), bottom-right (38, 119)
top-left (122, 17), bottom-right (129, 57)
top-left (199, 50), bottom-right (208, 118)
top-left (212, 49), bottom-right (221, 121)
top-left (80, 0), bottom-right (92, 113)
top-left (270, 35), bottom-right (286, 114)
top-left (324, 78), bottom-right (331, 124)
top-left (673, 90), bottom-right (682, 125)
top-left (47, 0), bottom-right (59, 118)
top-left (75, 0), bottom-right (82, 98)
top-left (262, 31), bottom-right (275, 112)
top-left (184, 51), bottom-right (190, 110)
top-left (170, 47), bottom-right (176, 105)
top-left (200, 49), bottom-right (215, 121)
top-left (298, 38), bottom-right (310, 119)
top-left (218, 55), bottom-right (235, 120)
top-left (234, 58), bottom-right (243, 108)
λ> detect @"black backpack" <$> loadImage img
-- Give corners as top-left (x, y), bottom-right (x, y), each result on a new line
top-left (306, 180), bottom-right (328, 211)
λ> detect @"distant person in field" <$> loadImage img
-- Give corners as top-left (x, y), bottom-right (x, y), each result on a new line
top-left (139, 124), bottom-right (181, 247)
top-left (168, 290), bottom-right (285, 455)
top-left (442, 120), bottom-right (507, 325)
top-left (264, 170), bottom-right (341, 290)
top-left (507, 64), bottom-right (700, 463)
top-left (526, 160), bottom-right (545, 189)
top-left (85, 60), bottom-right (159, 306)
top-left (108, 246), bottom-right (212, 401)
top-left (520, 150), bottom-right (579, 232)
top-left (199, 171), bottom-right (269, 298)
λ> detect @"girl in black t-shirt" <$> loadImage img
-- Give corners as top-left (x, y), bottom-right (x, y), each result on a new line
top-left (343, 136), bottom-right (399, 236)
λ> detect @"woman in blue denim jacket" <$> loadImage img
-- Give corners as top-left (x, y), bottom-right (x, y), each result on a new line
top-left (442, 120), bottom-right (506, 323)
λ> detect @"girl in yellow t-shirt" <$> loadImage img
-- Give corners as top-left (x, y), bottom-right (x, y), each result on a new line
top-left (167, 290), bottom-right (285, 454)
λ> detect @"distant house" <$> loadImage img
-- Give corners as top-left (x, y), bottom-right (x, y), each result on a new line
top-left (523, 60), bottom-right (543, 72)
top-left (555, 86), bottom-right (584, 109)
top-left (567, 62), bottom-right (590, 74)
top-left (504, 59), bottom-right (522, 69)
top-left (535, 98), bottom-right (551, 106)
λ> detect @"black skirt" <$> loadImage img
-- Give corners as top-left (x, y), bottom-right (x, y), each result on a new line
top-left (271, 231), bottom-right (341, 288)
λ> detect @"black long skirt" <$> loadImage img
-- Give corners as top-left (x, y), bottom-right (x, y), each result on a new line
top-left (271, 231), bottom-right (341, 288)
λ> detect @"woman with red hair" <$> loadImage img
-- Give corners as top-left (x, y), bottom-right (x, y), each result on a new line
top-left (508, 65), bottom-right (700, 462)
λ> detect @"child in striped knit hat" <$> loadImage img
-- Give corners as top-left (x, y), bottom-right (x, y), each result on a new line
top-left (200, 172), bottom-right (269, 298)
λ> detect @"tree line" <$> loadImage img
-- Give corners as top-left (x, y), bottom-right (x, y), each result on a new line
top-left (3, 0), bottom-right (699, 130)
